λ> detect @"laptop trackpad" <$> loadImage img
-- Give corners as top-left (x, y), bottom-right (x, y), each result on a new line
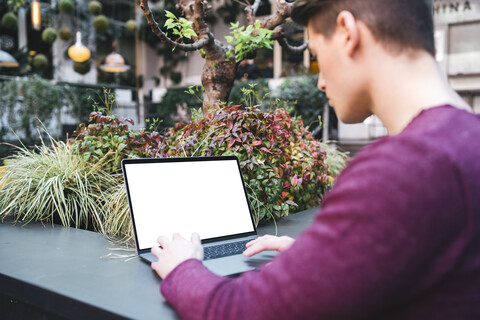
top-left (203, 251), bottom-right (277, 277)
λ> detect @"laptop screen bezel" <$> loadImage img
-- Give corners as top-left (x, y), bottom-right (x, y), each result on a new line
top-left (121, 156), bottom-right (258, 254)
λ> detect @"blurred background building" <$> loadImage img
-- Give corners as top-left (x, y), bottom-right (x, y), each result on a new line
top-left (0, 0), bottom-right (479, 148)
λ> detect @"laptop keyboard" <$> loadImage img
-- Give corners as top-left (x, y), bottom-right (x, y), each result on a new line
top-left (203, 239), bottom-right (251, 260)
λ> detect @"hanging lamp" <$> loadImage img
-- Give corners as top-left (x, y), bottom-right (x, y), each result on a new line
top-left (99, 1), bottom-right (129, 73)
top-left (31, 0), bottom-right (41, 30)
top-left (100, 51), bottom-right (130, 73)
top-left (0, 49), bottom-right (19, 67)
top-left (100, 40), bottom-right (130, 73)
top-left (68, 32), bottom-right (91, 62)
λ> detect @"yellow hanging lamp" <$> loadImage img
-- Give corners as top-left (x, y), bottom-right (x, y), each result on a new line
top-left (68, 32), bottom-right (91, 62)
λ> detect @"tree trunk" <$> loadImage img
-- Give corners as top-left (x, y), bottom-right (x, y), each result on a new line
top-left (200, 39), bottom-right (237, 113)
top-left (201, 57), bottom-right (237, 112)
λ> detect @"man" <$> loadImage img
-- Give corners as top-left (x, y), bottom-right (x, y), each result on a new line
top-left (151, 0), bottom-right (480, 318)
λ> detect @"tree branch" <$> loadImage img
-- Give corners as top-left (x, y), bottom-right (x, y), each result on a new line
top-left (139, 0), bottom-right (212, 52)
top-left (259, 0), bottom-right (294, 31)
top-left (192, 0), bottom-right (211, 38)
top-left (277, 36), bottom-right (309, 54)
top-left (271, 24), bottom-right (309, 54)
top-left (245, 0), bottom-right (262, 25)
top-left (177, 0), bottom-right (194, 21)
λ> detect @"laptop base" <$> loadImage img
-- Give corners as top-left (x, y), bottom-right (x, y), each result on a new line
top-left (139, 251), bottom-right (278, 277)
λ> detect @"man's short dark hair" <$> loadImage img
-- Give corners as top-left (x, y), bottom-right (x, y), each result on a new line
top-left (292, 0), bottom-right (435, 56)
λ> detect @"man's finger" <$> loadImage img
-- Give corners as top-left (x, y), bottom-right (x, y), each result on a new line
top-left (151, 261), bottom-right (164, 276)
top-left (245, 239), bottom-right (258, 248)
top-left (246, 235), bottom-right (272, 248)
top-left (157, 235), bottom-right (170, 247)
top-left (151, 245), bottom-right (162, 258)
top-left (172, 233), bottom-right (186, 241)
top-left (191, 232), bottom-right (201, 245)
top-left (243, 242), bottom-right (267, 257)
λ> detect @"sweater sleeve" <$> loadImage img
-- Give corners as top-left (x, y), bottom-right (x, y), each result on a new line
top-left (160, 138), bottom-right (470, 320)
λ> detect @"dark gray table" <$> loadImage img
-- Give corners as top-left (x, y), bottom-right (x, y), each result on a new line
top-left (0, 208), bottom-right (317, 320)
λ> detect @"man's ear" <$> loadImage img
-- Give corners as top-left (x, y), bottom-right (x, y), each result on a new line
top-left (336, 10), bottom-right (359, 57)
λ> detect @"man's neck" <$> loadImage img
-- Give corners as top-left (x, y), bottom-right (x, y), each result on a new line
top-left (368, 51), bottom-right (471, 135)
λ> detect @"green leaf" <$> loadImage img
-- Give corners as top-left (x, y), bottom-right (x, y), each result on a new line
top-left (164, 10), bottom-right (177, 20)
top-left (164, 19), bottom-right (175, 29)
top-left (184, 29), bottom-right (198, 39)
top-left (118, 143), bottom-right (127, 152)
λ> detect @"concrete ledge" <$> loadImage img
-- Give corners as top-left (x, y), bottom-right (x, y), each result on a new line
top-left (0, 208), bottom-right (317, 319)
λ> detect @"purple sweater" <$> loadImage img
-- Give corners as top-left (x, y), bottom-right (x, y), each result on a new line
top-left (161, 106), bottom-right (480, 319)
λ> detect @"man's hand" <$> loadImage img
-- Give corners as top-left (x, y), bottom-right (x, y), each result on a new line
top-left (151, 233), bottom-right (204, 279)
top-left (243, 235), bottom-right (295, 257)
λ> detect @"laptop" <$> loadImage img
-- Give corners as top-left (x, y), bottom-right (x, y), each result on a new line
top-left (121, 156), bottom-right (277, 276)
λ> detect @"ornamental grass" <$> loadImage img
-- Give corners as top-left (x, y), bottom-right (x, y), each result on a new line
top-left (0, 139), bottom-right (120, 232)
top-left (103, 182), bottom-right (133, 243)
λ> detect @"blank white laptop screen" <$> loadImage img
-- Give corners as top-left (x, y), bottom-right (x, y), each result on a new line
top-left (124, 159), bottom-right (255, 250)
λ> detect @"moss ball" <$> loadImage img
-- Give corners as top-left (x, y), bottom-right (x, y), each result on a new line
top-left (88, 1), bottom-right (103, 16)
top-left (73, 60), bottom-right (91, 75)
top-left (59, 0), bottom-right (74, 13)
top-left (93, 15), bottom-right (109, 32)
top-left (1, 12), bottom-right (18, 30)
top-left (33, 54), bottom-right (49, 69)
top-left (125, 19), bottom-right (137, 32)
top-left (59, 27), bottom-right (73, 41)
top-left (42, 28), bottom-right (57, 44)
top-left (170, 71), bottom-right (182, 85)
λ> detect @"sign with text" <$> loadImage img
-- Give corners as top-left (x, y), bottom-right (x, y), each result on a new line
top-left (434, 0), bottom-right (479, 24)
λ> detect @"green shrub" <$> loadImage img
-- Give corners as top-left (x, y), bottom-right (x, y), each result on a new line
top-left (102, 104), bottom-right (344, 240)
top-left (322, 143), bottom-right (349, 178)
top-left (0, 75), bottom-right (60, 140)
top-left (149, 86), bottom-right (202, 129)
top-left (266, 75), bottom-right (327, 137)
top-left (63, 86), bottom-right (103, 122)
top-left (72, 89), bottom-right (165, 173)
top-left (229, 79), bottom-right (270, 107)
top-left (78, 91), bottom-right (347, 237)
top-left (162, 105), bottom-right (332, 223)
top-left (73, 112), bottom-right (165, 173)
